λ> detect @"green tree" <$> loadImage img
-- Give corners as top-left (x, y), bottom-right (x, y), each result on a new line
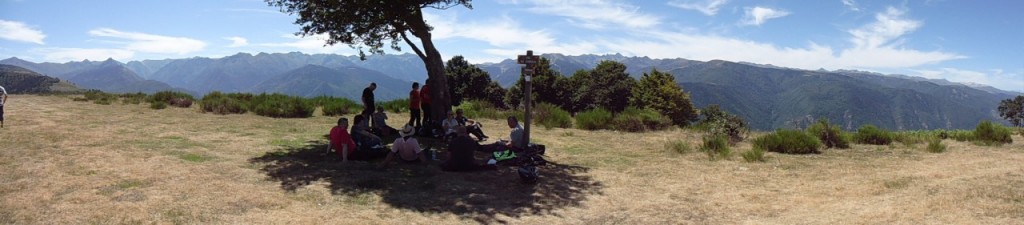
top-left (445, 55), bottom-right (500, 106)
top-left (575, 61), bottom-right (635, 112)
top-left (630, 68), bottom-right (699, 126)
top-left (997, 95), bottom-right (1024, 127)
top-left (267, 0), bottom-right (469, 122)
top-left (506, 57), bottom-right (567, 109)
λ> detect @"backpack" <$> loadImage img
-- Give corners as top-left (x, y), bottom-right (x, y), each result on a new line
top-left (518, 166), bottom-right (538, 184)
top-left (492, 149), bottom-right (517, 161)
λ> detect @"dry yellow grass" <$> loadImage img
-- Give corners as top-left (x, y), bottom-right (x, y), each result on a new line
top-left (1, 94), bottom-right (1022, 224)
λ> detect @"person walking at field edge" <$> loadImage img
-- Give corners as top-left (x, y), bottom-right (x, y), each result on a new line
top-left (0, 85), bottom-right (7, 128)
top-left (362, 82), bottom-right (377, 119)
top-left (420, 78), bottom-right (433, 126)
top-left (409, 82), bottom-right (422, 129)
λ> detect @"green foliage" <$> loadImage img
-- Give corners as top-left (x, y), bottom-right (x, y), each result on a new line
top-left (533, 102), bottom-right (573, 129)
top-left (806, 119), bottom-right (850, 149)
top-left (629, 69), bottom-right (699, 126)
top-left (377, 98), bottom-right (409, 113)
top-left (997, 95), bottom-right (1024, 127)
top-left (150, 101), bottom-right (167, 109)
top-left (575, 108), bottom-right (614, 130)
top-left (698, 105), bottom-right (748, 143)
top-left (701, 135), bottom-right (731, 160)
top-left (456, 100), bottom-right (515, 121)
top-left (926, 138), bottom-right (946, 153)
top-left (119, 92), bottom-right (147, 105)
top-left (199, 92), bottom-right (248, 115)
top-left (447, 55), bottom-right (506, 107)
top-left (571, 61), bottom-right (636, 113)
top-left (83, 89), bottom-right (118, 105)
top-left (506, 57), bottom-right (570, 110)
top-left (610, 107), bottom-right (672, 132)
top-left (148, 91), bottom-right (195, 108)
top-left (666, 140), bottom-right (692, 154)
top-left (974, 120), bottom-right (1013, 146)
top-left (307, 95), bottom-right (358, 116)
top-left (742, 147), bottom-right (766, 162)
top-left (753, 129), bottom-right (822, 154)
top-left (854, 125), bottom-right (894, 145)
top-left (250, 93), bottom-right (314, 118)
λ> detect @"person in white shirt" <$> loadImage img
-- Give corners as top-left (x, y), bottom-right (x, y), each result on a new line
top-left (441, 110), bottom-right (460, 141)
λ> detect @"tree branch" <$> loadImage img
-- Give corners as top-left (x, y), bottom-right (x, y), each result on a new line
top-left (402, 32), bottom-right (427, 61)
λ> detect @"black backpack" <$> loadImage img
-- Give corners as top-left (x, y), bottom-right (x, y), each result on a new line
top-left (517, 166), bottom-right (538, 184)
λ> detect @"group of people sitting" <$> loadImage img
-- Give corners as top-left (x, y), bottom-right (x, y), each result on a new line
top-left (329, 108), bottom-right (525, 172)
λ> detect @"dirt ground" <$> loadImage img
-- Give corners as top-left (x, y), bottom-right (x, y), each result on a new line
top-left (1, 94), bottom-right (1022, 224)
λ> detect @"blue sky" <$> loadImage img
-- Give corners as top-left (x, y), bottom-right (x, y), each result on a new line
top-left (1, 0), bottom-right (1021, 91)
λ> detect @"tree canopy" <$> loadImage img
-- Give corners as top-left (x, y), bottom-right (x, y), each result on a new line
top-left (630, 69), bottom-right (699, 126)
top-left (998, 95), bottom-right (1024, 127)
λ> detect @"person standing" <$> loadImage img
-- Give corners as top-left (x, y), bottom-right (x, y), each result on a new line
top-left (361, 82), bottom-right (377, 119)
top-left (0, 85), bottom-right (6, 128)
top-left (408, 82), bottom-right (422, 129)
top-left (420, 79), bottom-right (433, 126)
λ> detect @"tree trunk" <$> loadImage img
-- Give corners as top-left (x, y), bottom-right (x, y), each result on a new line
top-left (407, 9), bottom-right (451, 123)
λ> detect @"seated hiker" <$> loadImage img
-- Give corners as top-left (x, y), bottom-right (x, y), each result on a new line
top-left (441, 110), bottom-right (461, 141)
top-left (481, 116), bottom-right (526, 153)
top-left (455, 108), bottom-right (489, 141)
top-left (351, 114), bottom-right (383, 149)
top-left (330, 117), bottom-right (385, 163)
top-left (372, 106), bottom-right (398, 137)
top-left (442, 126), bottom-right (497, 172)
top-left (378, 125), bottom-right (426, 168)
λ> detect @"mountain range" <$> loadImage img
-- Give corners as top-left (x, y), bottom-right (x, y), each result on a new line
top-left (0, 64), bottom-right (80, 94)
top-left (1, 52), bottom-right (1019, 130)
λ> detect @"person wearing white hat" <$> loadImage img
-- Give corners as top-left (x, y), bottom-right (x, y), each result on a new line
top-left (378, 124), bottom-right (426, 168)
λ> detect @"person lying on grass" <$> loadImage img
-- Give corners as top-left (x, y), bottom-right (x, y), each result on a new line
top-left (378, 125), bottom-right (427, 168)
top-left (442, 125), bottom-right (497, 172)
top-left (455, 108), bottom-right (489, 141)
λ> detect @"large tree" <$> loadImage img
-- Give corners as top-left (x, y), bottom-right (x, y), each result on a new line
top-left (505, 57), bottom-right (568, 109)
top-left (998, 95), bottom-right (1024, 127)
top-left (630, 68), bottom-right (699, 126)
top-left (267, 0), bottom-right (469, 122)
top-left (445, 55), bottom-right (503, 107)
top-left (575, 61), bottom-right (635, 113)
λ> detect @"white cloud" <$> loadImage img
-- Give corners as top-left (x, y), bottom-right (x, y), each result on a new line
top-left (848, 7), bottom-right (920, 49)
top-left (842, 0), bottom-right (861, 11)
top-left (668, 0), bottom-right (729, 16)
top-left (88, 28), bottom-right (206, 54)
top-left (225, 37), bottom-right (248, 47)
top-left (741, 7), bottom-right (790, 26)
top-left (426, 12), bottom-right (600, 62)
top-left (260, 34), bottom-right (356, 54)
top-left (517, 0), bottom-right (660, 29)
top-left (0, 20), bottom-right (45, 44)
top-left (33, 47), bottom-right (134, 62)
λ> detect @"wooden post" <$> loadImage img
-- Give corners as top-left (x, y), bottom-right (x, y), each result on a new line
top-left (517, 50), bottom-right (539, 148)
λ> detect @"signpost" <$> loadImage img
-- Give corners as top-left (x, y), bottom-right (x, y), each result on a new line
top-left (517, 50), bottom-right (539, 148)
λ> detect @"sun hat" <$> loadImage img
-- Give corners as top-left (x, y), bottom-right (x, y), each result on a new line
top-left (399, 124), bottom-right (416, 137)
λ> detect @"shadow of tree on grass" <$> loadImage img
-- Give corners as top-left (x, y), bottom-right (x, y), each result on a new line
top-left (249, 139), bottom-right (603, 224)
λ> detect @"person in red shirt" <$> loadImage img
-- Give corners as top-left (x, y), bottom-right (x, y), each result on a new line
top-left (409, 82), bottom-right (422, 129)
top-left (420, 78), bottom-right (433, 125)
top-left (329, 117), bottom-right (358, 163)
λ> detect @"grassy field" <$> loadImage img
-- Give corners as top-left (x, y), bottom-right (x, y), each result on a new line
top-left (1, 94), bottom-right (1022, 224)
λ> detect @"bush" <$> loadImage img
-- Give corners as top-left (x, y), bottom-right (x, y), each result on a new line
top-left (250, 93), bottom-right (314, 118)
top-left (378, 99), bottom-right (409, 113)
top-left (854, 125), bottom-right (894, 145)
top-left (698, 105), bottom-right (747, 143)
top-left (666, 140), bottom-right (692, 154)
top-left (149, 91), bottom-right (194, 108)
top-left (974, 120), bottom-right (1013, 145)
top-left (82, 90), bottom-right (117, 105)
top-left (701, 135), bottom-right (731, 160)
top-left (308, 96), bottom-right (358, 116)
top-left (199, 91), bottom-right (248, 115)
top-left (119, 92), bottom-right (147, 105)
top-left (533, 102), bottom-right (573, 129)
top-left (610, 107), bottom-right (672, 132)
top-left (806, 119), bottom-right (850, 149)
top-left (458, 100), bottom-right (514, 121)
top-left (150, 101), bottom-right (167, 109)
top-left (753, 129), bottom-right (821, 154)
top-left (926, 138), bottom-right (946, 153)
top-left (742, 147), bottom-right (766, 162)
top-left (575, 108), bottom-right (613, 130)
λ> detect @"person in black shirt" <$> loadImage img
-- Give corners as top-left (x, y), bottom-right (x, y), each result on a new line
top-left (361, 83), bottom-right (376, 118)
top-left (455, 109), bottom-right (489, 141)
top-left (442, 126), bottom-right (496, 172)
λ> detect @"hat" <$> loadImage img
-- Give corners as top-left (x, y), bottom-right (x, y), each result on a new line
top-left (399, 124), bottom-right (416, 137)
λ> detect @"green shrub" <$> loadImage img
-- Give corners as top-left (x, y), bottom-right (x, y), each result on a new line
top-left (974, 120), bottom-right (1013, 145)
top-left (575, 108), bottom-right (613, 130)
top-left (72, 97), bottom-right (89, 102)
top-left (753, 129), bottom-right (822, 154)
top-left (82, 90), bottom-right (117, 105)
top-left (854, 125), bottom-right (894, 145)
top-left (150, 101), bottom-right (167, 109)
top-left (458, 100), bottom-right (514, 120)
top-left (742, 147), bottom-right (766, 162)
top-left (378, 98), bottom-right (409, 113)
top-left (806, 119), bottom-right (850, 149)
top-left (250, 93), bottom-right (314, 118)
top-left (698, 105), bottom-right (748, 143)
top-left (610, 107), bottom-right (672, 132)
top-left (199, 91), bottom-right (248, 115)
top-left (94, 97), bottom-right (114, 105)
top-left (666, 140), bottom-right (692, 154)
top-left (926, 138), bottom-right (946, 153)
top-left (149, 91), bottom-right (195, 108)
top-left (701, 135), bottom-right (731, 160)
top-left (894, 131), bottom-right (932, 146)
top-left (944, 130), bottom-right (974, 142)
top-left (533, 102), bottom-right (573, 129)
top-left (308, 96), bottom-right (358, 116)
top-left (119, 92), bottom-right (147, 105)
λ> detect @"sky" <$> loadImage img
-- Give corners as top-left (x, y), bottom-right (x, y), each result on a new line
top-left (0, 0), bottom-right (1022, 92)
